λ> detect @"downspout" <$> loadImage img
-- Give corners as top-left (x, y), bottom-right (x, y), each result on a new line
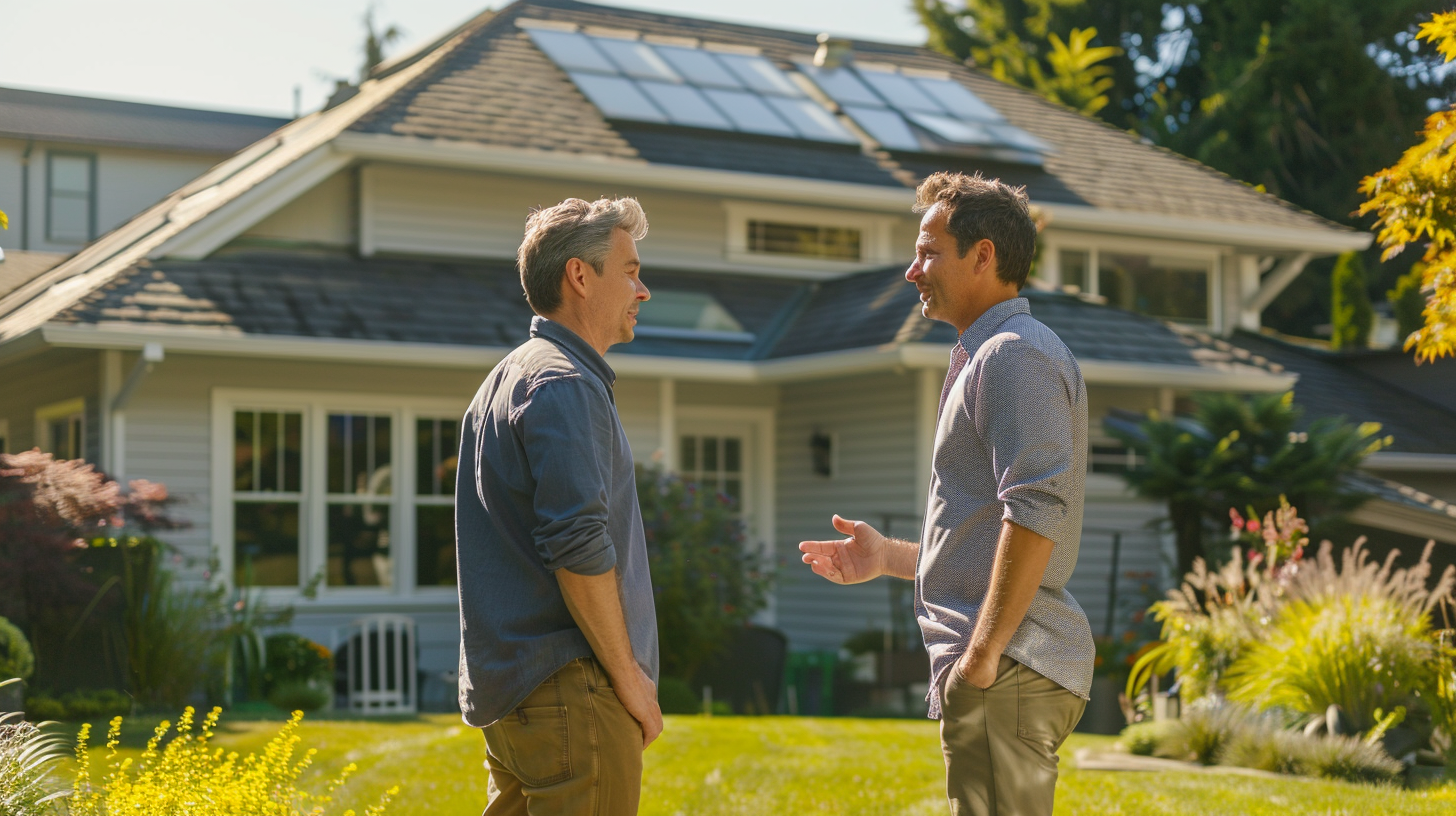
top-left (19, 140), bottom-right (33, 250)
top-left (109, 343), bottom-right (164, 480)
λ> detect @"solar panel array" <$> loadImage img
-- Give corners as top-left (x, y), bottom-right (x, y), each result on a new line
top-left (526, 28), bottom-right (857, 144)
top-left (524, 25), bottom-right (1049, 161)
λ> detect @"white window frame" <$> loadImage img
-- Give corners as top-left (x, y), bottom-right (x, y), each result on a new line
top-left (211, 388), bottom-right (464, 604)
top-left (35, 398), bottom-right (86, 459)
top-left (724, 201), bottom-right (896, 272)
top-left (1039, 231), bottom-right (1223, 330)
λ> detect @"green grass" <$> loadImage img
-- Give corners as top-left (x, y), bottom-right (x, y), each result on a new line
top-left (53, 713), bottom-right (1456, 815)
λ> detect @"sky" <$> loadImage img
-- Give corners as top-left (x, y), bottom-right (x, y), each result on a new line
top-left (1, 1), bottom-right (927, 118)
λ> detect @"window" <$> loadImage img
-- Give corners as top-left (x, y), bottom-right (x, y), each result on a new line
top-left (1098, 253), bottom-right (1209, 323)
top-left (634, 290), bottom-right (751, 342)
top-left (679, 434), bottom-right (745, 511)
top-left (414, 417), bottom-right (459, 587)
top-left (747, 220), bottom-right (862, 261)
top-left (215, 392), bottom-right (462, 595)
top-left (1059, 249), bottom-right (1090, 293)
top-left (233, 410), bottom-right (304, 586)
top-left (47, 152), bottom-right (95, 243)
top-left (36, 399), bottom-right (85, 460)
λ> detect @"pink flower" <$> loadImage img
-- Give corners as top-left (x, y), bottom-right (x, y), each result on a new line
top-left (1248, 550), bottom-right (1264, 566)
top-left (1246, 518), bottom-right (1260, 532)
top-left (1229, 508), bottom-right (1245, 531)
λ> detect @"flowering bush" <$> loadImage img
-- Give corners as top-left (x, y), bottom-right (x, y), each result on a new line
top-left (69, 707), bottom-right (396, 816)
top-left (0, 701), bottom-right (69, 815)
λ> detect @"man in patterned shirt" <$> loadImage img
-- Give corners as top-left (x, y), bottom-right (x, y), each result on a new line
top-left (800, 171), bottom-right (1093, 816)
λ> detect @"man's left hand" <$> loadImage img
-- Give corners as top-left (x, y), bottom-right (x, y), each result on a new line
top-left (956, 651), bottom-right (999, 690)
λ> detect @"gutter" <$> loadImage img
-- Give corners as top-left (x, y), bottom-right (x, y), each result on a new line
top-left (1362, 452), bottom-right (1456, 473)
top-left (37, 323), bottom-right (1297, 391)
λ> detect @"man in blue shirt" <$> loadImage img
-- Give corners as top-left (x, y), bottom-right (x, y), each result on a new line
top-left (456, 197), bottom-right (661, 816)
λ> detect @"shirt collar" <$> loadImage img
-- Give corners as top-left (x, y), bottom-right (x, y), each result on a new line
top-left (530, 315), bottom-right (616, 386)
top-left (957, 297), bottom-right (1031, 357)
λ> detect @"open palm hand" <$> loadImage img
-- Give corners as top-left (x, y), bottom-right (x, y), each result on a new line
top-left (798, 515), bottom-right (887, 585)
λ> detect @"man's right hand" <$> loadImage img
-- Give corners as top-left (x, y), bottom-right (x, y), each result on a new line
top-left (798, 514), bottom-right (888, 584)
top-left (618, 666), bottom-right (664, 748)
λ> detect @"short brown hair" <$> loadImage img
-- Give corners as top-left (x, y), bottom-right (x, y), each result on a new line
top-left (913, 172), bottom-right (1037, 289)
top-left (517, 197), bottom-right (649, 314)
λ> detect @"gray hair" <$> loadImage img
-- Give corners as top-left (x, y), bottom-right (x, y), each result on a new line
top-left (517, 197), bottom-right (649, 314)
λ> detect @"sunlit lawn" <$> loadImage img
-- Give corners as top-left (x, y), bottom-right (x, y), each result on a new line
top-left (59, 713), bottom-right (1456, 815)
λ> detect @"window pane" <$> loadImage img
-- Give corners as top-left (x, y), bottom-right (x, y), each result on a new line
top-left (236, 410), bottom-right (302, 493)
top-left (416, 505), bottom-right (457, 586)
top-left (258, 411), bottom-right (279, 491)
top-left (416, 418), bottom-right (460, 497)
top-left (328, 503), bottom-right (391, 587)
top-left (1098, 253), bottom-right (1209, 322)
top-left (329, 414), bottom-right (391, 495)
top-left (747, 220), bottom-right (861, 261)
top-left (235, 502), bottom-right (299, 586)
top-left (50, 155), bottom-right (91, 193)
top-left (1059, 250), bottom-right (1089, 292)
top-left (283, 413), bottom-right (302, 492)
top-left (679, 435), bottom-right (697, 471)
top-left (724, 478), bottom-right (742, 507)
top-left (724, 437), bottom-right (742, 472)
top-left (49, 417), bottom-right (81, 460)
top-left (702, 436), bottom-right (719, 472)
top-left (48, 195), bottom-right (90, 242)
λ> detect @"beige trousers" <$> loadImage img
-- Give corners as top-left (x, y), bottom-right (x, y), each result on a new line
top-left (481, 657), bottom-right (643, 816)
top-left (939, 654), bottom-right (1086, 816)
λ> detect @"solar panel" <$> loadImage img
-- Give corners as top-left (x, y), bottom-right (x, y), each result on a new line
top-left (715, 53), bottom-right (805, 97)
top-left (655, 45), bottom-right (743, 89)
top-left (906, 112), bottom-right (993, 146)
top-left (569, 73), bottom-right (667, 122)
top-left (527, 29), bottom-right (616, 74)
top-left (855, 67), bottom-right (944, 115)
top-left (914, 76), bottom-right (1004, 122)
top-left (703, 89), bottom-right (797, 137)
top-left (843, 105), bottom-right (920, 151)
top-left (767, 98), bottom-right (858, 143)
top-left (594, 38), bottom-right (681, 82)
top-left (639, 81), bottom-right (732, 129)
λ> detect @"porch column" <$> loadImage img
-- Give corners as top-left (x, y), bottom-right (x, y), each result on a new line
top-left (914, 368), bottom-right (940, 510)
top-left (658, 378), bottom-right (676, 472)
top-left (100, 350), bottom-right (122, 475)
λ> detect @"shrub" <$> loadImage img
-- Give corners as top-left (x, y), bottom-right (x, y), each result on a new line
top-left (1119, 719), bottom-right (1178, 756)
top-left (1222, 725), bottom-right (1311, 776)
top-left (657, 676), bottom-right (701, 715)
top-left (21, 689), bottom-right (132, 722)
top-left (68, 707), bottom-right (397, 816)
top-left (636, 466), bottom-right (771, 681)
top-left (267, 680), bottom-right (331, 713)
top-left (0, 706), bottom-right (70, 815)
top-left (264, 634), bottom-right (333, 691)
top-left (1302, 734), bottom-right (1403, 784)
top-left (0, 617), bottom-right (34, 682)
top-left (1163, 704), bottom-right (1248, 765)
top-left (1223, 539), bottom-right (1453, 734)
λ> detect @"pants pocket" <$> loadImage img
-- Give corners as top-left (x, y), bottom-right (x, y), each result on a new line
top-left (1015, 663), bottom-right (1085, 752)
top-left (495, 705), bottom-right (572, 787)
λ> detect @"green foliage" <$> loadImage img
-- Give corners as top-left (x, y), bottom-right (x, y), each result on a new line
top-left (657, 676), bottom-right (701, 715)
top-left (1390, 264), bottom-right (1429, 341)
top-left (1107, 392), bottom-right (1387, 576)
top-left (0, 705), bottom-right (70, 815)
top-left (22, 689), bottom-right (131, 722)
top-left (1331, 252), bottom-right (1374, 350)
top-left (103, 538), bottom-right (216, 709)
top-left (0, 617), bottom-right (34, 682)
top-left (636, 466), bottom-right (771, 680)
top-left (1360, 11), bottom-right (1456, 361)
top-left (1301, 734), bottom-right (1406, 784)
top-left (1223, 539), bottom-right (1453, 734)
top-left (1119, 719), bottom-right (1178, 756)
top-left (263, 634), bottom-right (332, 690)
top-left (266, 681), bottom-right (331, 714)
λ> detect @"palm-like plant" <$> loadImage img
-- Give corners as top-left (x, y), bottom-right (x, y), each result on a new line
top-left (0, 682), bottom-right (69, 815)
top-left (1106, 391), bottom-right (1388, 577)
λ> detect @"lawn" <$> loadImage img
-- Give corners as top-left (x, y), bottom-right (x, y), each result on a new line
top-left (58, 713), bottom-right (1456, 816)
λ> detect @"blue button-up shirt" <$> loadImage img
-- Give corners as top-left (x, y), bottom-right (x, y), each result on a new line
top-left (455, 316), bottom-right (659, 727)
top-left (916, 298), bottom-right (1094, 719)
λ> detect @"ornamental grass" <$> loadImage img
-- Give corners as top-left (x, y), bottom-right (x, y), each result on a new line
top-left (68, 707), bottom-right (397, 816)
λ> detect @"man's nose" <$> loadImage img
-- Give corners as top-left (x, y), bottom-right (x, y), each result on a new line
top-left (905, 258), bottom-right (923, 282)
top-left (636, 279), bottom-right (651, 301)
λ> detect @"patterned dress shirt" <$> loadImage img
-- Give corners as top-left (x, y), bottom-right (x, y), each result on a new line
top-left (916, 297), bottom-right (1095, 719)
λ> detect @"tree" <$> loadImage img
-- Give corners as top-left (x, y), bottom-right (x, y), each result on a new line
top-left (1358, 12), bottom-right (1456, 362)
top-left (360, 5), bottom-right (404, 81)
top-left (1105, 392), bottom-right (1387, 578)
top-left (1330, 251), bottom-right (1373, 350)
top-left (1388, 264), bottom-right (1427, 342)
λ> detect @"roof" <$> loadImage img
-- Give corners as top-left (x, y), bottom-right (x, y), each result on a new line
top-left (349, 0), bottom-right (1349, 234)
top-left (0, 86), bottom-right (289, 153)
top-left (1224, 331), bottom-right (1456, 456)
top-left (1342, 349), bottom-right (1456, 412)
top-left (48, 251), bottom-right (1287, 378)
top-left (0, 250), bottom-right (68, 300)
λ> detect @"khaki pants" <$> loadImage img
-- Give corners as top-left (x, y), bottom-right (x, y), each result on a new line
top-left (482, 657), bottom-right (643, 816)
top-left (939, 655), bottom-right (1086, 816)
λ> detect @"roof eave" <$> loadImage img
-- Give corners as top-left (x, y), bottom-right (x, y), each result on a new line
top-left (1040, 203), bottom-right (1370, 256)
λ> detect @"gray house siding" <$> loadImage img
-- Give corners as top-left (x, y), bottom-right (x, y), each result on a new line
top-left (0, 348), bottom-right (99, 459)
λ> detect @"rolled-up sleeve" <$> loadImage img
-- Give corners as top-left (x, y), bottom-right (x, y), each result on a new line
top-left (512, 375), bottom-right (619, 575)
top-left (971, 341), bottom-right (1077, 542)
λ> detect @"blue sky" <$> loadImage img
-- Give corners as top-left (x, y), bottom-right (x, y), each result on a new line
top-left (2, 1), bottom-right (926, 117)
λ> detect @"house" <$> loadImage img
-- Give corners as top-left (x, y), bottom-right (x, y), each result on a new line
top-left (3, 0), bottom-right (1443, 706)
top-left (0, 85), bottom-right (288, 254)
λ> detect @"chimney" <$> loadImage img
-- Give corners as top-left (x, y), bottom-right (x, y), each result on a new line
top-left (814, 33), bottom-right (853, 69)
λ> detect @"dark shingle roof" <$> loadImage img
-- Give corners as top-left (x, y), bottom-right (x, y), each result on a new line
top-left (1226, 331), bottom-right (1456, 455)
top-left (346, 0), bottom-right (1348, 235)
top-left (0, 86), bottom-right (288, 153)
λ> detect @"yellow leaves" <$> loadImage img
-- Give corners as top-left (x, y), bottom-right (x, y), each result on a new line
top-left (1418, 12), bottom-right (1456, 63)
top-left (67, 708), bottom-right (397, 816)
top-left (1042, 26), bottom-right (1122, 116)
top-left (0, 210), bottom-right (7, 230)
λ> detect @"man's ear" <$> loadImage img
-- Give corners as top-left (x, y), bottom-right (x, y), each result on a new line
top-left (562, 257), bottom-right (593, 302)
top-left (973, 239), bottom-right (998, 278)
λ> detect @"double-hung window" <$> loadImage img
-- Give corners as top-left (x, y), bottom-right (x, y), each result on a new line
top-left (1047, 241), bottom-right (1217, 327)
top-left (47, 152), bottom-right (96, 244)
top-left (216, 392), bottom-right (463, 595)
